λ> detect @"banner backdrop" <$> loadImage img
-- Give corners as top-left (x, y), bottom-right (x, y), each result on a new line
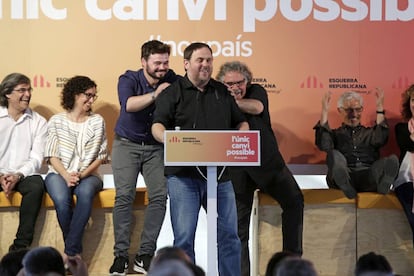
top-left (1, 0), bottom-right (413, 165)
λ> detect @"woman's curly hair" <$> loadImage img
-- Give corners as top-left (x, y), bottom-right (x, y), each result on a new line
top-left (401, 84), bottom-right (414, 121)
top-left (61, 76), bottom-right (96, 111)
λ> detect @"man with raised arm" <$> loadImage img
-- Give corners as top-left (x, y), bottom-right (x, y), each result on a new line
top-left (110, 40), bottom-right (178, 276)
top-left (314, 89), bottom-right (398, 199)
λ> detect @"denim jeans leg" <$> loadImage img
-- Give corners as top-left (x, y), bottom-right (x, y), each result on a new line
top-left (138, 145), bottom-right (167, 256)
top-left (14, 175), bottom-right (45, 248)
top-left (112, 138), bottom-right (143, 258)
top-left (217, 180), bottom-right (241, 276)
top-left (167, 176), bottom-right (201, 263)
top-left (64, 175), bottom-right (102, 256)
top-left (45, 173), bottom-right (74, 240)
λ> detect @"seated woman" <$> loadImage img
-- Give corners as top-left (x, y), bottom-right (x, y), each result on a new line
top-left (394, 84), bottom-right (414, 247)
top-left (44, 76), bottom-right (108, 264)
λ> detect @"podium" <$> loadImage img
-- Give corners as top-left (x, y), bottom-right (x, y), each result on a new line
top-left (164, 130), bottom-right (260, 276)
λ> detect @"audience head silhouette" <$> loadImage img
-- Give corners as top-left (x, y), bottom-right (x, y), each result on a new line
top-left (0, 248), bottom-right (29, 276)
top-left (265, 251), bottom-right (298, 276)
top-left (149, 246), bottom-right (204, 276)
top-left (147, 259), bottom-right (194, 276)
top-left (18, 246), bottom-right (66, 276)
top-left (275, 257), bottom-right (318, 276)
top-left (355, 252), bottom-right (393, 276)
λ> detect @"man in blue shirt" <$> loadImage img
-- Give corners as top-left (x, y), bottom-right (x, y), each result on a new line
top-left (109, 40), bottom-right (178, 276)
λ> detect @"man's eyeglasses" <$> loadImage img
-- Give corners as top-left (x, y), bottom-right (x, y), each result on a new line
top-left (83, 92), bottom-right (98, 101)
top-left (13, 88), bottom-right (33, 93)
top-left (342, 107), bottom-right (363, 113)
top-left (224, 79), bottom-right (246, 87)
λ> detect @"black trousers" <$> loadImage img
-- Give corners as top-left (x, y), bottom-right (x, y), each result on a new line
top-left (1, 175), bottom-right (45, 248)
top-left (395, 182), bottom-right (414, 246)
top-left (326, 149), bottom-right (387, 192)
top-left (231, 164), bottom-right (304, 276)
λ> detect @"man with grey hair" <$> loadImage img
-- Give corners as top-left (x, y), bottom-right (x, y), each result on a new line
top-left (0, 73), bottom-right (47, 252)
top-left (314, 89), bottom-right (398, 199)
top-left (216, 61), bottom-right (303, 276)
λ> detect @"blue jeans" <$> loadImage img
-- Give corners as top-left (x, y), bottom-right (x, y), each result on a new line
top-left (45, 173), bottom-right (102, 256)
top-left (167, 175), bottom-right (241, 276)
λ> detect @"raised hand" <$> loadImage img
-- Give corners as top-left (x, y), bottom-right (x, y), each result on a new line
top-left (320, 91), bottom-right (332, 124)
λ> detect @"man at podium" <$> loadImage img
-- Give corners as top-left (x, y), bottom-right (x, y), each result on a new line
top-left (152, 42), bottom-right (249, 276)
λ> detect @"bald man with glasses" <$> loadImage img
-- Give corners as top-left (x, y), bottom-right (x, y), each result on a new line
top-left (314, 89), bottom-right (399, 199)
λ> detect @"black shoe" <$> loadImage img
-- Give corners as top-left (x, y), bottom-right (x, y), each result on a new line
top-left (377, 155), bottom-right (399, 194)
top-left (332, 166), bottom-right (356, 199)
top-left (109, 256), bottom-right (129, 276)
top-left (133, 254), bottom-right (152, 274)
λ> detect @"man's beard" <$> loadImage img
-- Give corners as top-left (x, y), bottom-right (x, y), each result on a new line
top-left (147, 67), bottom-right (168, 80)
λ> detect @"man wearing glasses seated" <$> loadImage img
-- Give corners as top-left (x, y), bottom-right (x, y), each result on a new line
top-left (0, 73), bottom-right (47, 252)
top-left (314, 89), bottom-right (398, 199)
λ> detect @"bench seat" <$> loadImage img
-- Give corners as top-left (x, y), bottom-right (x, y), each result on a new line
top-left (0, 188), bottom-right (148, 208)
